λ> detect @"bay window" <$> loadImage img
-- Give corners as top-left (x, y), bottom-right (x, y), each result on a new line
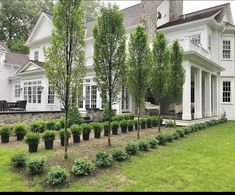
top-left (23, 81), bottom-right (42, 104)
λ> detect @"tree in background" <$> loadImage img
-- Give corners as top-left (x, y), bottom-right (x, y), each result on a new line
top-left (127, 25), bottom-right (151, 139)
top-left (150, 31), bottom-right (170, 132)
top-left (169, 40), bottom-right (185, 128)
top-left (44, 0), bottom-right (86, 160)
top-left (93, 4), bottom-right (126, 146)
top-left (82, 0), bottom-right (102, 22)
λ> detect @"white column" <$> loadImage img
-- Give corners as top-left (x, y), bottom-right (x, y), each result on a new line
top-left (182, 64), bottom-right (192, 120)
top-left (208, 73), bottom-right (212, 117)
top-left (195, 68), bottom-right (202, 119)
top-left (216, 76), bottom-right (220, 116)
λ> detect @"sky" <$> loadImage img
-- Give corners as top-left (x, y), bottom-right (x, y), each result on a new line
top-left (102, 0), bottom-right (235, 23)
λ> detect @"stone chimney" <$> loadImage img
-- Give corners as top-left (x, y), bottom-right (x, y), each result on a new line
top-left (141, 0), bottom-right (183, 39)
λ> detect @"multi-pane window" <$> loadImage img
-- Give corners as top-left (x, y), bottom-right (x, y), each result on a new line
top-left (191, 34), bottom-right (201, 45)
top-left (15, 84), bottom-right (21, 98)
top-left (48, 85), bottom-right (54, 104)
top-left (85, 85), bottom-right (97, 109)
top-left (222, 41), bottom-right (231, 59)
top-left (122, 86), bottom-right (129, 112)
top-left (223, 81), bottom-right (231, 103)
top-left (91, 86), bottom-right (97, 108)
top-left (34, 51), bottom-right (39, 61)
top-left (78, 97), bottom-right (84, 109)
top-left (23, 81), bottom-right (42, 104)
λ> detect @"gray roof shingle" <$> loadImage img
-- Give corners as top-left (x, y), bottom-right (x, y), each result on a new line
top-left (5, 52), bottom-right (29, 66)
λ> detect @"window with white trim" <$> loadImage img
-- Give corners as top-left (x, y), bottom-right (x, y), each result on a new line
top-left (85, 85), bottom-right (97, 109)
top-left (23, 81), bottom-right (42, 104)
top-left (15, 84), bottom-right (21, 98)
top-left (222, 40), bottom-right (231, 59)
top-left (223, 81), bottom-right (231, 103)
top-left (191, 34), bottom-right (201, 45)
top-left (48, 85), bottom-right (55, 104)
top-left (122, 86), bottom-right (129, 112)
top-left (34, 51), bottom-right (39, 61)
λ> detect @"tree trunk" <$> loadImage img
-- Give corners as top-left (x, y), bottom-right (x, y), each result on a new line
top-left (174, 102), bottom-right (177, 129)
top-left (64, 108), bottom-right (68, 160)
top-left (158, 101), bottom-right (161, 133)
top-left (108, 91), bottom-right (112, 147)
top-left (137, 105), bottom-right (140, 139)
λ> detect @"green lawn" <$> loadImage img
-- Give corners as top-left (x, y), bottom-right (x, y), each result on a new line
top-left (0, 122), bottom-right (235, 192)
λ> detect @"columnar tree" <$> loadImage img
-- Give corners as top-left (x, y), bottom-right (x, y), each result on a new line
top-left (45, 0), bottom-right (86, 159)
top-left (127, 25), bottom-right (151, 139)
top-left (150, 31), bottom-right (170, 132)
top-left (93, 4), bottom-right (126, 146)
top-left (169, 40), bottom-right (185, 128)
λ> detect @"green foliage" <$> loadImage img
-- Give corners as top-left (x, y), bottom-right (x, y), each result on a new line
top-left (111, 121), bottom-right (119, 129)
top-left (26, 157), bottom-right (44, 175)
top-left (24, 132), bottom-right (40, 145)
top-left (156, 134), bottom-right (167, 145)
top-left (72, 157), bottom-right (95, 176)
top-left (82, 0), bottom-right (102, 22)
top-left (176, 129), bottom-right (185, 138)
top-left (42, 130), bottom-right (56, 142)
top-left (81, 124), bottom-right (92, 135)
top-left (0, 125), bottom-right (11, 136)
top-left (146, 117), bottom-right (152, 128)
top-left (102, 105), bottom-right (116, 122)
top-left (68, 107), bottom-right (84, 127)
top-left (91, 122), bottom-right (103, 133)
top-left (30, 120), bottom-right (46, 133)
top-left (111, 148), bottom-right (128, 161)
top-left (59, 129), bottom-right (71, 138)
top-left (95, 151), bottom-right (113, 168)
top-left (165, 120), bottom-right (174, 128)
top-left (125, 142), bottom-right (139, 155)
top-left (148, 138), bottom-right (159, 148)
top-left (13, 123), bottom-right (28, 136)
top-left (137, 139), bottom-right (150, 151)
top-left (46, 121), bottom-right (56, 130)
top-left (165, 134), bottom-right (174, 142)
top-left (54, 119), bottom-right (65, 130)
top-left (151, 117), bottom-right (158, 127)
top-left (47, 166), bottom-right (70, 186)
top-left (11, 153), bottom-right (28, 168)
top-left (120, 120), bottom-right (128, 128)
top-left (70, 124), bottom-right (82, 136)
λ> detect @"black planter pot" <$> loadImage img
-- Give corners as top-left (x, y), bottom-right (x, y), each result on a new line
top-left (121, 127), bottom-right (127, 133)
top-left (16, 134), bottom-right (25, 141)
top-left (28, 143), bottom-right (38, 153)
top-left (128, 126), bottom-right (134, 132)
top-left (135, 124), bottom-right (138, 130)
top-left (73, 135), bottom-right (80, 143)
top-left (104, 128), bottom-right (109, 137)
top-left (45, 140), bottom-right (54, 150)
top-left (94, 131), bottom-right (101, 139)
top-left (112, 127), bottom-right (118, 135)
top-left (1, 135), bottom-right (9, 143)
top-left (147, 124), bottom-right (152, 128)
top-left (60, 137), bottom-right (69, 146)
top-left (141, 124), bottom-right (146, 129)
top-left (83, 133), bottom-right (90, 141)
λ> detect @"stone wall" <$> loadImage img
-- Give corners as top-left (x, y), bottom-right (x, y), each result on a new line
top-left (0, 111), bottom-right (65, 125)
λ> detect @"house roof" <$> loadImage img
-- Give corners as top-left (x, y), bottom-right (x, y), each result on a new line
top-left (28, 60), bottom-right (45, 69)
top-left (5, 52), bottom-right (29, 66)
top-left (158, 3), bottom-right (230, 29)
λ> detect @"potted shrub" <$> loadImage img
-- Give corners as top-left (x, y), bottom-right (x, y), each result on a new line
top-left (151, 117), bottom-right (158, 127)
top-left (91, 123), bottom-right (103, 139)
top-left (103, 122), bottom-right (109, 136)
top-left (146, 118), bottom-right (152, 128)
top-left (0, 125), bottom-right (11, 143)
top-left (140, 119), bottom-right (146, 129)
top-left (46, 121), bottom-right (56, 130)
top-left (25, 132), bottom-right (40, 153)
top-left (81, 124), bottom-right (92, 141)
top-left (30, 120), bottom-right (46, 133)
top-left (120, 120), bottom-right (128, 133)
top-left (70, 124), bottom-right (81, 143)
top-left (42, 130), bottom-right (56, 150)
top-left (111, 121), bottom-right (119, 135)
top-left (127, 120), bottom-right (134, 132)
top-left (59, 129), bottom-right (71, 146)
top-left (13, 123), bottom-right (27, 141)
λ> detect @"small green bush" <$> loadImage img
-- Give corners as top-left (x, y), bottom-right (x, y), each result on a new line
top-left (42, 130), bottom-right (56, 142)
top-left (172, 132), bottom-right (180, 140)
top-left (26, 157), bottom-right (44, 175)
top-left (95, 151), bottom-right (113, 168)
top-left (68, 106), bottom-right (84, 127)
top-left (127, 120), bottom-right (134, 131)
top-left (156, 134), bottom-right (167, 145)
top-left (25, 132), bottom-right (40, 145)
top-left (11, 153), bottom-right (28, 168)
top-left (46, 121), bottom-right (56, 130)
top-left (165, 120), bottom-right (174, 128)
top-left (47, 166), bottom-right (70, 186)
top-left (13, 123), bottom-right (27, 136)
top-left (30, 120), bottom-right (46, 133)
top-left (72, 157), bottom-right (95, 176)
top-left (111, 121), bottom-right (119, 129)
top-left (148, 138), bottom-right (159, 148)
top-left (0, 125), bottom-right (11, 136)
top-left (120, 120), bottom-right (128, 128)
top-left (70, 124), bottom-right (82, 136)
top-left (102, 105), bottom-right (116, 122)
top-left (140, 119), bottom-right (146, 129)
top-left (91, 122), bottom-right (103, 133)
top-left (81, 124), bottom-right (92, 135)
top-left (165, 134), bottom-right (174, 142)
top-left (176, 129), bottom-right (185, 138)
top-left (138, 140), bottom-right (150, 151)
top-left (146, 118), bottom-right (152, 128)
top-left (151, 117), bottom-right (158, 127)
top-left (59, 129), bottom-right (71, 138)
top-left (54, 119), bottom-right (65, 130)
top-left (125, 142), bottom-right (139, 155)
top-left (111, 148), bottom-right (128, 161)
top-left (112, 115), bottom-right (124, 121)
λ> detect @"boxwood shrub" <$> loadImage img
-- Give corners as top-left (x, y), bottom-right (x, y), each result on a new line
top-left (165, 120), bottom-right (174, 128)
top-left (72, 157), bottom-right (95, 176)
top-left (95, 151), bottom-right (113, 168)
top-left (26, 157), bottom-right (45, 175)
top-left (156, 134), bottom-right (167, 145)
top-left (111, 148), bottom-right (128, 161)
top-left (70, 124), bottom-right (82, 136)
top-left (30, 120), bottom-right (46, 133)
top-left (11, 153), bottom-right (28, 168)
top-left (42, 130), bottom-right (56, 142)
top-left (46, 121), bottom-right (56, 130)
top-left (148, 138), bottom-right (159, 148)
top-left (13, 123), bottom-right (28, 140)
top-left (0, 125), bottom-right (11, 136)
top-left (25, 132), bottom-right (40, 145)
top-left (137, 139), bottom-right (150, 151)
top-left (125, 141), bottom-right (139, 155)
top-left (47, 166), bottom-right (70, 186)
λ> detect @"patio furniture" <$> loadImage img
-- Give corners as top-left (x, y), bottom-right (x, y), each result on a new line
top-left (9, 100), bottom-right (27, 111)
top-left (0, 100), bottom-right (9, 111)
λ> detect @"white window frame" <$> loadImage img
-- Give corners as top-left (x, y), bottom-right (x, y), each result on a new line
top-left (48, 84), bottom-right (55, 105)
top-left (34, 51), bottom-right (39, 61)
top-left (222, 81), bottom-right (232, 104)
top-left (191, 34), bottom-right (201, 45)
top-left (222, 40), bottom-right (231, 60)
top-left (221, 37), bottom-right (234, 61)
top-left (122, 86), bottom-right (130, 113)
top-left (14, 84), bottom-right (21, 98)
top-left (23, 80), bottom-right (43, 105)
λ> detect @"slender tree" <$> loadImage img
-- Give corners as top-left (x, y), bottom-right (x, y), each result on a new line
top-left (82, 0), bottom-right (102, 22)
top-left (93, 4), bottom-right (126, 146)
top-left (44, 0), bottom-right (86, 159)
top-left (150, 31), bottom-right (170, 132)
top-left (127, 25), bottom-right (151, 139)
top-left (169, 40), bottom-right (185, 128)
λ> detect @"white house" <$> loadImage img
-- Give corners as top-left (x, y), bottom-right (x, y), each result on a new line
top-left (1, 0), bottom-right (235, 121)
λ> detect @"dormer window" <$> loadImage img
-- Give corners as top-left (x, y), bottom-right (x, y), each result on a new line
top-left (191, 34), bottom-right (201, 45)
top-left (34, 51), bottom-right (39, 61)
top-left (222, 40), bottom-right (231, 59)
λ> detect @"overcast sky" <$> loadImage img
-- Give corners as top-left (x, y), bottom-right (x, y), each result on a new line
top-left (102, 0), bottom-right (235, 23)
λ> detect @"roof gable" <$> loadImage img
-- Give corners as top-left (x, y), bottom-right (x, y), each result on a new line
top-left (17, 60), bottom-right (45, 74)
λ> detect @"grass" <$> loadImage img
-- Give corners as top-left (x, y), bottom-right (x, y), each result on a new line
top-left (68, 121), bottom-right (235, 192)
top-left (0, 121), bottom-right (234, 191)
